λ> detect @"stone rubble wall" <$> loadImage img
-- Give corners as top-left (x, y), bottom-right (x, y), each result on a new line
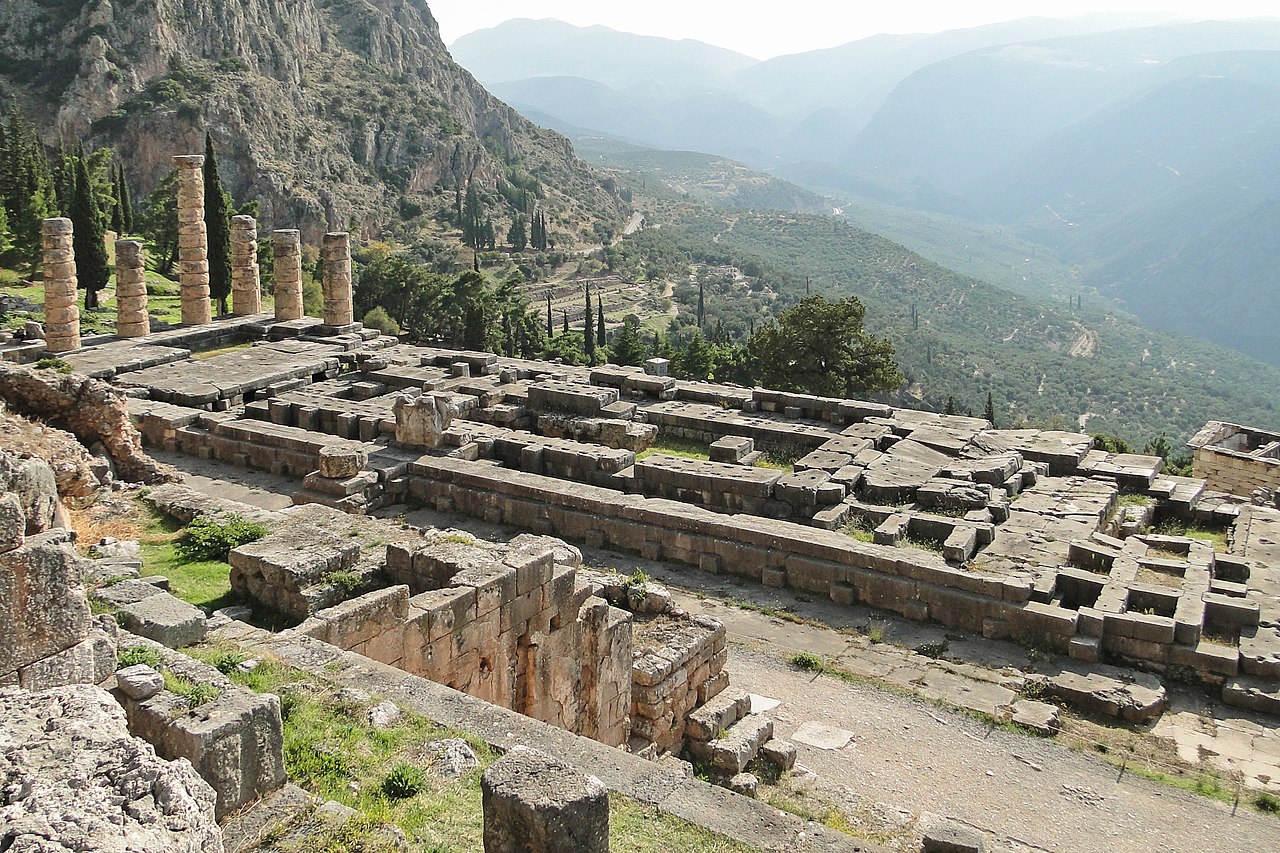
top-left (1193, 446), bottom-right (1280, 499)
top-left (630, 615), bottom-right (728, 753)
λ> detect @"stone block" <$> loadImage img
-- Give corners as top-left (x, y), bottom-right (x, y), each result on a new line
top-left (708, 714), bottom-right (773, 774)
top-left (921, 816), bottom-right (986, 853)
top-left (760, 738), bottom-right (797, 771)
top-left (117, 591), bottom-right (207, 648)
top-left (686, 689), bottom-right (751, 742)
top-left (318, 444), bottom-right (367, 479)
top-left (482, 747), bottom-right (608, 853)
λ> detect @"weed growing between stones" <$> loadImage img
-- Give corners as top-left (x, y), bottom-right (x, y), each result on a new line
top-left (176, 513), bottom-right (268, 561)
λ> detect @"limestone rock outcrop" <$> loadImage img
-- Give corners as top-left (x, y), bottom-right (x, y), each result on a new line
top-left (0, 685), bottom-right (224, 853)
top-left (0, 363), bottom-right (180, 484)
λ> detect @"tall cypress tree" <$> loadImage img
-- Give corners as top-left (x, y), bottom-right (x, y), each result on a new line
top-left (110, 164), bottom-right (124, 234)
top-left (119, 163), bottom-right (134, 234)
top-left (583, 286), bottom-right (595, 362)
top-left (204, 133), bottom-right (232, 315)
top-left (70, 154), bottom-right (109, 309)
top-left (597, 294), bottom-right (606, 346)
top-left (984, 391), bottom-right (997, 428)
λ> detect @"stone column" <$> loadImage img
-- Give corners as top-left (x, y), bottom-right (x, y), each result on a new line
top-left (173, 155), bottom-right (211, 326)
top-left (481, 747), bottom-right (609, 853)
top-left (230, 215), bottom-right (261, 316)
top-left (321, 232), bottom-right (354, 327)
top-left (271, 229), bottom-right (303, 321)
top-left (114, 239), bottom-right (149, 338)
top-left (41, 218), bottom-right (80, 354)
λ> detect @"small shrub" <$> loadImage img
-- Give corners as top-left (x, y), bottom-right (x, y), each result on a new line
top-left (867, 618), bottom-right (891, 644)
top-left (1254, 792), bottom-right (1280, 814)
top-left (322, 570), bottom-right (362, 595)
top-left (117, 646), bottom-right (163, 670)
top-left (914, 640), bottom-right (950, 659)
top-left (789, 651), bottom-right (824, 672)
top-left (381, 762), bottom-right (426, 800)
top-left (176, 514), bottom-right (268, 561)
top-left (34, 356), bottom-right (72, 373)
top-left (209, 650), bottom-right (247, 674)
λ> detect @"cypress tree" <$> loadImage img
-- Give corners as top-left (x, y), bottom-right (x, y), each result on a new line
top-left (984, 391), bottom-right (997, 428)
top-left (944, 395), bottom-right (957, 416)
top-left (597, 294), bottom-right (606, 346)
top-left (507, 214), bottom-right (527, 252)
top-left (203, 133), bottom-right (232, 315)
top-left (70, 154), bottom-right (109, 309)
top-left (119, 164), bottom-right (134, 234)
top-left (583, 286), bottom-right (596, 361)
top-left (696, 279), bottom-right (705, 328)
top-left (545, 290), bottom-right (553, 338)
top-left (110, 164), bottom-right (124, 234)
top-left (561, 309), bottom-right (568, 335)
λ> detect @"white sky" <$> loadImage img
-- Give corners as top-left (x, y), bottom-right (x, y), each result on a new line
top-left (431, 1), bottom-right (1279, 59)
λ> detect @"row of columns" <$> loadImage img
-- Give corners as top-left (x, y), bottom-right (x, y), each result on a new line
top-left (40, 153), bottom-right (355, 353)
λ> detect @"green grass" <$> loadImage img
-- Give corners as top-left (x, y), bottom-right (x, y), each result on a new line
top-left (191, 341), bottom-right (254, 360)
top-left (196, 647), bottom-right (757, 851)
top-left (1154, 518), bottom-right (1229, 552)
top-left (140, 539), bottom-right (238, 610)
top-left (636, 436), bottom-right (712, 462)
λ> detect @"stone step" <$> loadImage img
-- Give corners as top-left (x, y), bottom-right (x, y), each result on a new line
top-left (685, 689), bottom-right (751, 742)
top-left (221, 784), bottom-right (317, 853)
top-left (706, 713), bottom-right (774, 774)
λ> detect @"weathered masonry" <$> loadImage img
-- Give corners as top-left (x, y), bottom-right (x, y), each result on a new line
top-left (1189, 421), bottom-right (1280, 499)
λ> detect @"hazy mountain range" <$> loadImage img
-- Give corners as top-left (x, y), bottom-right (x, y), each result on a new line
top-left (452, 16), bottom-right (1280, 366)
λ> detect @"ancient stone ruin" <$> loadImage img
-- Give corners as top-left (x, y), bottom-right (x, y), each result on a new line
top-left (2, 150), bottom-right (1280, 851)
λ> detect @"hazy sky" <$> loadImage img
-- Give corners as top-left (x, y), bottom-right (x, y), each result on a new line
top-left (431, 1), bottom-right (1278, 59)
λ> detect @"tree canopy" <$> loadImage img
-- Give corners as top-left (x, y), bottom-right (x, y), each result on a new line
top-left (749, 295), bottom-right (903, 397)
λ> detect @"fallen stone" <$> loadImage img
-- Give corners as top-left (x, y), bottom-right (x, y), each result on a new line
top-left (423, 737), bottom-right (480, 778)
top-left (729, 771), bottom-right (759, 797)
top-left (89, 537), bottom-right (141, 559)
top-left (116, 591), bottom-right (207, 648)
top-left (921, 815), bottom-right (986, 853)
top-left (791, 721), bottom-right (855, 751)
top-left (760, 738), bottom-right (798, 771)
top-left (1009, 699), bottom-right (1061, 736)
top-left (94, 576), bottom-right (167, 607)
top-left (708, 714), bottom-right (774, 774)
top-left (481, 746), bottom-right (608, 853)
top-left (115, 663), bottom-right (165, 700)
top-left (368, 699), bottom-right (403, 729)
top-left (1046, 667), bottom-right (1165, 723)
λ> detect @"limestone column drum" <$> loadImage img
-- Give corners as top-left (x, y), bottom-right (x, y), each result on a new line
top-left (321, 232), bottom-right (354, 327)
top-left (230, 215), bottom-right (262, 316)
top-left (173, 154), bottom-right (211, 326)
top-left (114, 239), bottom-right (149, 338)
top-left (41, 218), bottom-right (80, 354)
top-left (271, 229), bottom-right (304, 321)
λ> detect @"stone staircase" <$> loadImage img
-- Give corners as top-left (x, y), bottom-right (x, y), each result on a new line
top-left (683, 689), bottom-right (797, 796)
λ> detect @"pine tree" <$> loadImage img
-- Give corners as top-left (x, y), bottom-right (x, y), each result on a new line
top-left (70, 154), bottom-right (109, 309)
top-left (0, 204), bottom-right (12, 257)
top-left (610, 317), bottom-right (647, 367)
top-left (583, 286), bottom-right (596, 362)
top-left (597, 294), bottom-right (606, 346)
top-left (984, 391), bottom-right (997, 428)
top-left (204, 133), bottom-right (232, 315)
top-left (944, 395), bottom-right (957, 416)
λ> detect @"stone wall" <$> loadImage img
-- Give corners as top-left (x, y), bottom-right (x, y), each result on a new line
top-left (631, 614), bottom-right (728, 753)
top-left (291, 534), bottom-right (633, 746)
top-left (0, 450), bottom-right (116, 690)
top-left (1189, 421), bottom-right (1280, 498)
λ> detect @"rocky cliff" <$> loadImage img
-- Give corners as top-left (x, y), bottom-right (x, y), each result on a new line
top-left (0, 0), bottom-right (623, 241)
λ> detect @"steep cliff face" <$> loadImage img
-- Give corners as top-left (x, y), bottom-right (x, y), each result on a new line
top-left (0, 0), bottom-right (622, 241)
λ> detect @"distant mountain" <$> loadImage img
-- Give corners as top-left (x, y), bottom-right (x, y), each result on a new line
top-left (450, 19), bottom-right (755, 89)
top-left (452, 15), bottom-right (1280, 368)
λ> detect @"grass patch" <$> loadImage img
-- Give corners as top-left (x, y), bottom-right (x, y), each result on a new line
top-left (1117, 493), bottom-right (1155, 507)
top-left (1153, 518), bottom-right (1229, 552)
top-left (842, 515), bottom-right (876, 543)
top-left (901, 533), bottom-right (944, 553)
top-left (117, 646), bottom-right (164, 669)
top-left (636, 436), bottom-right (712, 462)
top-left (191, 341), bottom-right (253, 360)
top-left (202, 647), bottom-right (756, 851)
top-left (727, 598), bottom-right (817, 627)
top-left (162, 671), bottom-right (222, 709)
top-left (140, 539), bottom-right (238, 610)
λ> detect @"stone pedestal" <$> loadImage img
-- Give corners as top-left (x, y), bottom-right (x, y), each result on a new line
top-left (481, 747), bottom-right (609, 853)
top-left (114, 240), bottom-right (149, 338)
top-left (230, 215), bottom-right (261, 316)
top-left (173, 155), bottom-right (211, 326)
top-left (321, 232), bottom-right (353, 327)
top-left (271, 230), bottom-right (303, 321)
top-left (40, 218), bottom-right (80, 354)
